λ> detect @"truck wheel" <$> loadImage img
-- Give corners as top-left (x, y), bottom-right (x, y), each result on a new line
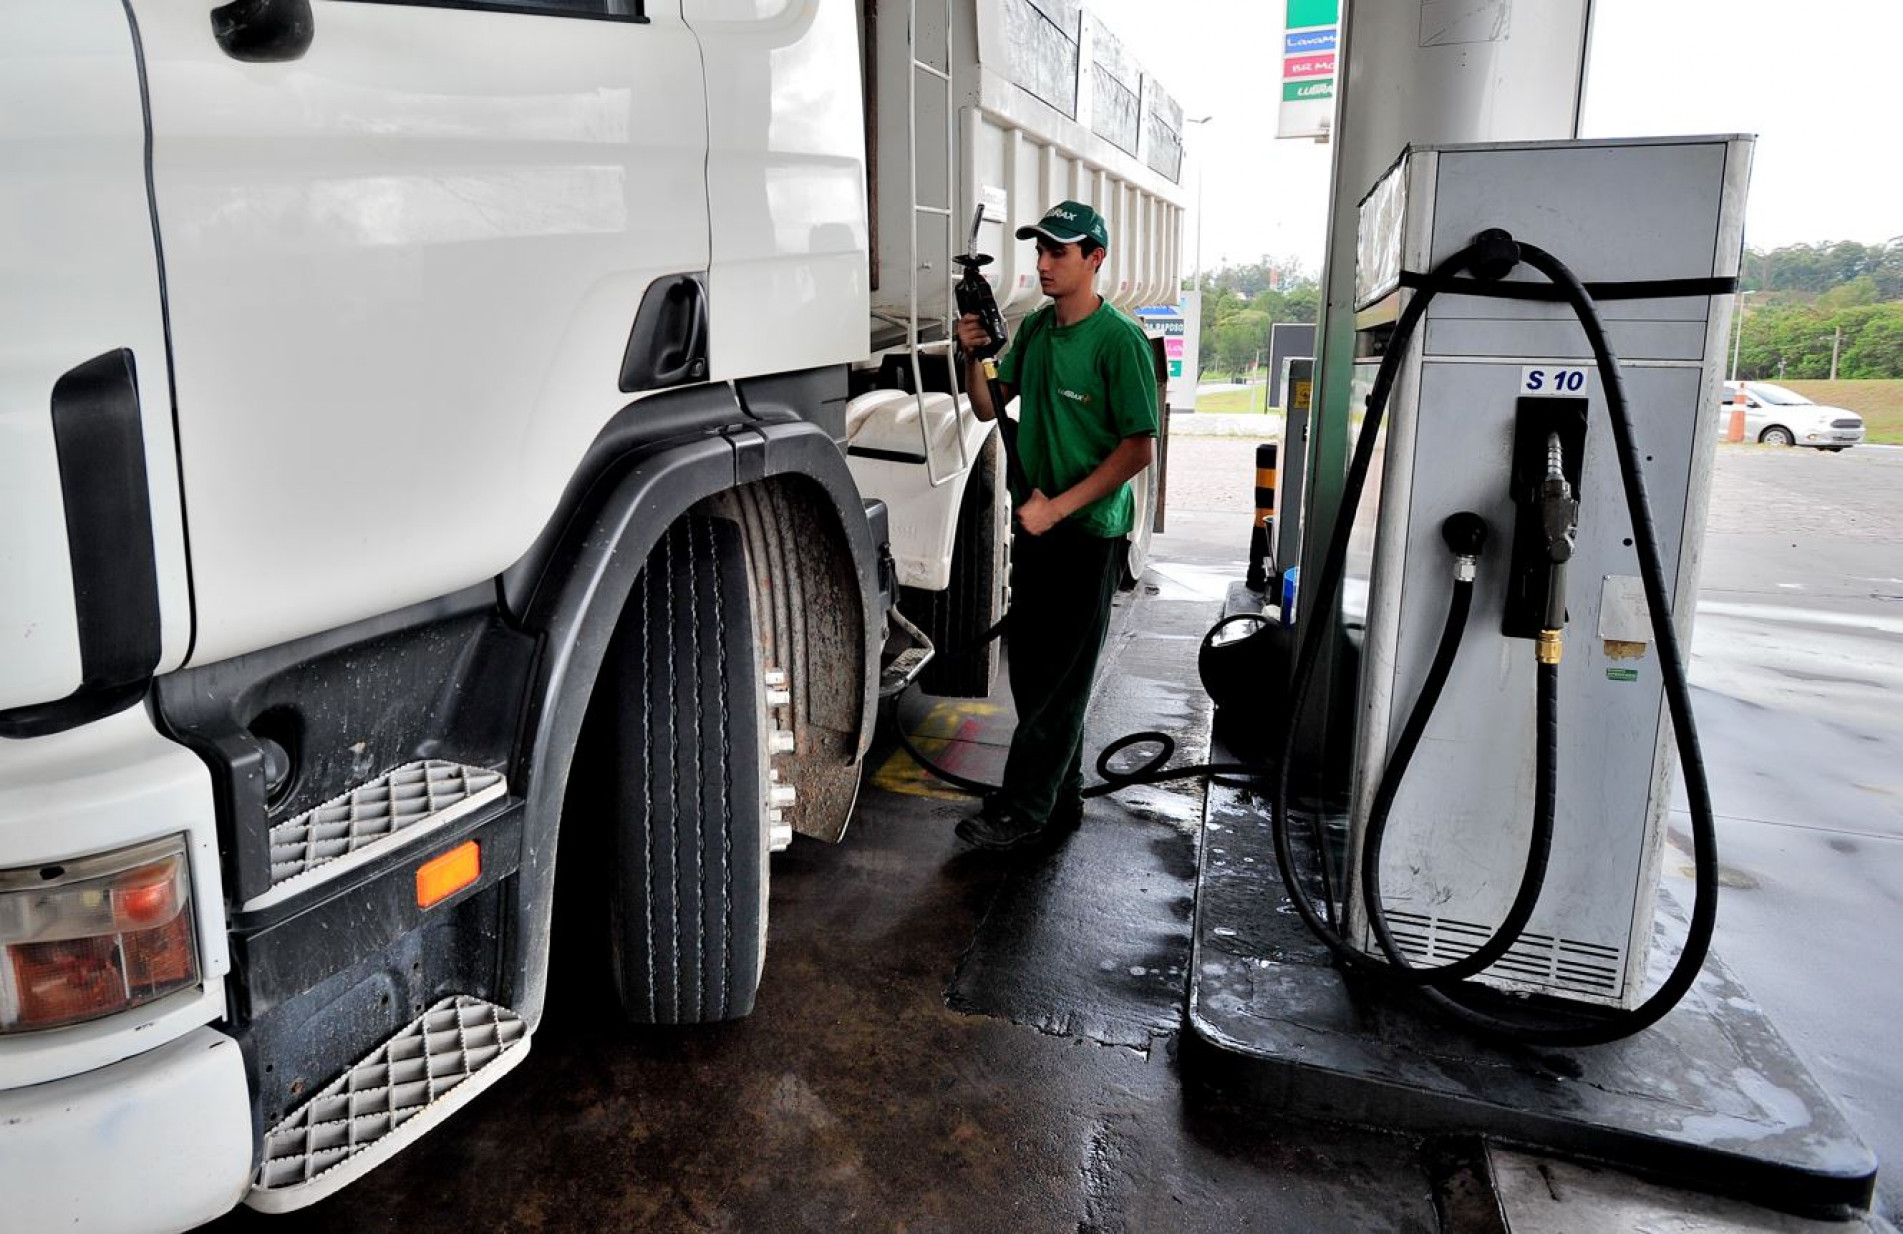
top-left (1120, 459), bottom-right (1158, 589)
top-left (901, 441), bottom-right (1004, 698)
top-left (603, 515), bottom-right (769, 1024)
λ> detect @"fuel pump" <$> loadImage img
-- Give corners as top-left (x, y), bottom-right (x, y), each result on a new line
top-left (1273, 136), bottom-right (1753, 1044)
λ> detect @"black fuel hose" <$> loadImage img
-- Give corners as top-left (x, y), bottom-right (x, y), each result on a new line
top-left (1269, 240), bottom-right (1506, 980)
top-left (1271, 235), bottom-right (1720, 1045)
top-left (887, 615), bottom-right (1274, 802)
top-left (1354, 537), bottom-right (1560, 987)
top-left (958, 341), bottom-right (1031, 500)
top-left (1402, 242), bottom-right (1720, 1046)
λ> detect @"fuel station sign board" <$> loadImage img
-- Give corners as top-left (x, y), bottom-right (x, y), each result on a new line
top-left (1137, 297), bottom-right (1201, 412)
top-left (1278, 0), bottom-right (1339, 139)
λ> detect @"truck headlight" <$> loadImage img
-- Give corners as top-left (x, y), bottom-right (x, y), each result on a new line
top-left (0, 835), bottom-right (199, 1033)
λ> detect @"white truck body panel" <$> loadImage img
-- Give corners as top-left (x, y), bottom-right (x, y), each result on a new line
top-left (0, 1026), bottom-right (252, 1234)
top-left (688, 0), bottom-right (872, 382)
top-left (869, 0), bottom-right (1187, 331)
top-left (131, 0), bottom-right (711, 667)
top-left (0, 0), bottom-right (191, 711)
top-left (0, 704), bottom-right (230, 1090)
top-left (845, 390), bottom-right (998, 590)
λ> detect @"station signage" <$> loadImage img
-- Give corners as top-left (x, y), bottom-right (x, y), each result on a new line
top-left (1136, 299), bottom-right (1201, 410)
top-left (1285, 29), bottom-right (1336, 54)
top-left (1278, 0), bottom-right (1339, 140)
top-left (1283, 53), bottom-right (1335, 79)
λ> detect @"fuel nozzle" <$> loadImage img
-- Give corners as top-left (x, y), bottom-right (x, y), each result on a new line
top-left (954, 206), bottom-right (1009, 362)
top-left (1537, 431), bottom-right (1580, 660)
top-left (1539, 433), bottom-right (1580, 566)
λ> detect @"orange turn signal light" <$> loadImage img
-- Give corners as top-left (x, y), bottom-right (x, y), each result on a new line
top-left (416, 841), bottom-right (480, 909)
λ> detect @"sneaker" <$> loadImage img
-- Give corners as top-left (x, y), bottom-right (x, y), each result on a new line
top-left (954, 806), bottom-right (1049, 852)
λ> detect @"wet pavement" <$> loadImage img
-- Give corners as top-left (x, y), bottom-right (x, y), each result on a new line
top-left (210, 507), bottom-right (1445, 1233)
top-left (1680, 446), bottom-right (1903, 1223)
top-left (1165, 441), bottom-right (1903, 1224)
top-left (203, 444), bottom-right (1899, 1232)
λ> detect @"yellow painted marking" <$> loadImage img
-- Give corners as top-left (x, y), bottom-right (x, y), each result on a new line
top-left (873, 700), bottom-right (1007, 801)
top-left (1255, 469), bottom-right (1279, 485)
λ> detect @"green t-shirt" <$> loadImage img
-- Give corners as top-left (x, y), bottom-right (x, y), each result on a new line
top-left (996, 299), bottom-right (1160, 538)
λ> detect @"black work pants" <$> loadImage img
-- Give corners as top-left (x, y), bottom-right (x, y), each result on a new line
top-left (997, 524), bottom-right (1125, 824)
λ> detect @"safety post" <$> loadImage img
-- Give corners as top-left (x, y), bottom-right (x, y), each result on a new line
top-left (1727, 387), bottom-right (1747, 442)
top-left (1245, 441), bottom-right (1277, 591)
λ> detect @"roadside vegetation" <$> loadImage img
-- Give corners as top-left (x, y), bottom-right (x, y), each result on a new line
top-left (1181, 243), bottom-right (1903, 440)
top-left (1193, 257), bottom-right (1320, 381)
top-left (1191, 387), bottom-right (1275, 414)
top-left (1733, 241), bottom-right (1903, 383)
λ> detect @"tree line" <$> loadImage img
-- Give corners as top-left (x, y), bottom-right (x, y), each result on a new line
top-left (1735, 240), bottom-right (1903, 381)
top-left (1186, 241), bottom-right (1903, 382)
top-left (1741, 239), bottom-right (1903, 298)
top-left (1193, 258), bottom-right (1320, 379)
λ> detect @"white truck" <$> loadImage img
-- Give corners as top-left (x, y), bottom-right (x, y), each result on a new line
top-left (0, 0), bottom-right (1183, 1225)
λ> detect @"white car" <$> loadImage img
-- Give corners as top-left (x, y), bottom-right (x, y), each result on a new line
top-left (1719, 381), bottom-right (1865, 451)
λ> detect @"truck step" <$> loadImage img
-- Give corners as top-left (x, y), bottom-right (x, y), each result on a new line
top-left (878, 604), bottom-right (936, 698)
top-left (247, 759), bottom-right (506, 910)
top-left (245, 996), bottom-right (530, 1214)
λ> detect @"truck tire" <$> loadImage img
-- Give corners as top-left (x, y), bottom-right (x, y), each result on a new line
top-left (901, 443), bottom-right (1003, 698)
top-left (1120, 459), bottom-right (1158, 590)
top-left (603, 515), bottom-right (769, 1024)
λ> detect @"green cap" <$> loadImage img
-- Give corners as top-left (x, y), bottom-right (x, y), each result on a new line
top-left (1015, 199), bottom-right (1110, 249)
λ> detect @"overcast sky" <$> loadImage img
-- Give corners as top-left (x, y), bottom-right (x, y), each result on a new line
top-left (1083, 0), bottom-right (1900, 275)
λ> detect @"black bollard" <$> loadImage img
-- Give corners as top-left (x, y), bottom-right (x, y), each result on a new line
top-left (1245, 441), bottom-right (1277, 591)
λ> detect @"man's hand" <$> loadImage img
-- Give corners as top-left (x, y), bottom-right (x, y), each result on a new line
top-left (1016, 489), bottom-right (1061, 536)
top-left (955, 313), bottom-right (993, 356)
top-left (958, 314), bottom-right (1013, 422)
top-left (1018, 437), bottom-right (1153, 537)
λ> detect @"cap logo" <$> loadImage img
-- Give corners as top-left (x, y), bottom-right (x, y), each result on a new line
top-left (1051, 209), bottom-right (1076, 221)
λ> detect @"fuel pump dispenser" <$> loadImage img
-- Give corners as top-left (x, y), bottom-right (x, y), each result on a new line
top-left (1274, 135), bottom-right (1753, 1044)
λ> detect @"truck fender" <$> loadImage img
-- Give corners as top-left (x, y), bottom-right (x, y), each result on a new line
top-left (508, 415), bottom-right (880, 1029)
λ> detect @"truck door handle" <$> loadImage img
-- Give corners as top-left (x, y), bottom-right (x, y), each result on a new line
top-left (211, 0), bottom-right (315, 63)
top-left (620, 274), bottom-right (710, 393)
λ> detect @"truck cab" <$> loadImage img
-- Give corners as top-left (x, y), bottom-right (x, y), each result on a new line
top-left (0, 1), bottom-right (1181, 1226)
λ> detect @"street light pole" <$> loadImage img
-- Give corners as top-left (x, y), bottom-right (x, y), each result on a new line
top-left (1187, 115), bottom-right (1213, 298)
top-left (1186, 115), bottom-right (1213, 410)
top-left (1729, 290), bottom-right (1756, 382)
